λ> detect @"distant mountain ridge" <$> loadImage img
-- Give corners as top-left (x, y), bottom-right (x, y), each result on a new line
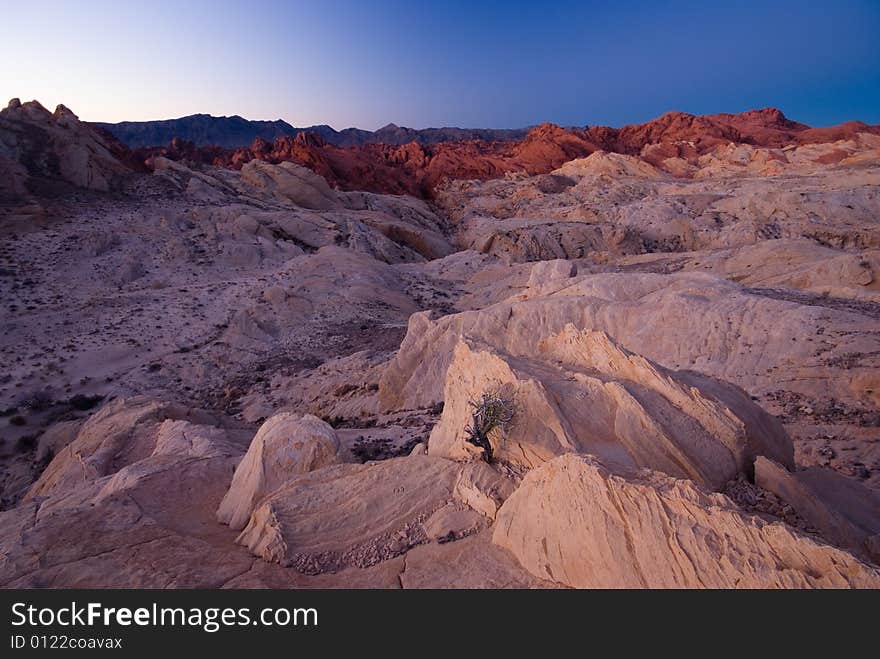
top-left (92, 114), bottom-right (299, 149)
top-left (93, 114), bottom-right (530, 148)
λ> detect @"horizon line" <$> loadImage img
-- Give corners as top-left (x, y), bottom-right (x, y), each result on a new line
top-left (7, 97), bottom-right (878, 133)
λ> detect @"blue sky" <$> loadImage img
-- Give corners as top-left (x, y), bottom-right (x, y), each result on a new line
top-left (3, 0), bottom-right (878, 129)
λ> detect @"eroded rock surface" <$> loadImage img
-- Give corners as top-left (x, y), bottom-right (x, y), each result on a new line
top-left (235, 455), bottom-right (462, 572)
top-left (2, 100), bottom-right (879, 589)
top-left (493, 454), bottom-right (880, 588)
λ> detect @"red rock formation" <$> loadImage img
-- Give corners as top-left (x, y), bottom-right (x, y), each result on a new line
top-left (134, 108), bottom-right (880, 197)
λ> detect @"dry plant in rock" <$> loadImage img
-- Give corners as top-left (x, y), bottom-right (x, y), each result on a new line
top-left (464, 388), bottom-right (516, 463)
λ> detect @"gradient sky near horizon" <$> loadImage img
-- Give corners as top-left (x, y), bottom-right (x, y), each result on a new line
top-left (3, 0), bottom-right (879, 130)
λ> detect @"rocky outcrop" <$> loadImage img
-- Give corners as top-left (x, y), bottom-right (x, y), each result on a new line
top-left (1, 418), bottom-right (252, 588)
top-left (378, 271), bottom-right (880, 430)
top-left (437, 142), bottom-right (880, 262)
top-left (149, 157), bottom-right (454, 261)
top-left (235, 455), bottom-right (461, 572)
top-left (493, 454), bottom-right (880, 588)
top-left (26, 398), bottom-right (232, 501)
top-left (239, 160), bottom-right (340, 210)
top-left (671, 239), bottom-right (879, 299)
top-left (426, 327), bottom-right (792, 488)
top-left (217, 413), bottom-right (341, 531)
top-left (0, 98), bottom-right (133, 197)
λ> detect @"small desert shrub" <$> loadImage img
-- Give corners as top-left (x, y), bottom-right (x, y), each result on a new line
top-left (352, 436), bottom-right (420, 463)
top-left (18, 390), bottom-right (54, 412)
top-left (535, 173), bottom-right (576, 194)
top-left (465, 389), bottom-right (516, 463)
top-left (68, 394), bottom-right (103, 411)
top-left (16, 434), bottom-right (36, 451)
top-left (321, 414), bottom-right (347, 429)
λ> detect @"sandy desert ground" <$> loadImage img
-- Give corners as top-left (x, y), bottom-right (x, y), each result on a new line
top-left (1, 98), bottom-right (879, 588)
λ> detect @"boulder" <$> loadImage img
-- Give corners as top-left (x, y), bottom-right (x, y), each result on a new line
top-left (239, 160), bottom-right (339, 210)
top-left (217, 413), bottom-right (341, 531)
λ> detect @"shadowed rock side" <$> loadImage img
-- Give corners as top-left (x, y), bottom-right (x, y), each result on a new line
top-left (2, 99), bottom-right (880, 588)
